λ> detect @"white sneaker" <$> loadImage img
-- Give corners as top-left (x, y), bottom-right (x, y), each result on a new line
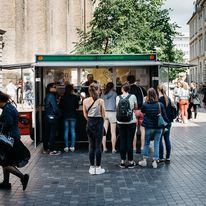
top-left (138, 159), bottom-right (147, 167)
top-left (152, 160), bottom-right (157, 169)
top-left (49, 150), bottom-right (61, 156)
top-left (89, 166), bottom-right (95, 175)
top-left (95, 166), bottom-right (105, 175)
top-left (70, 147), bottom-right (75, 152)
top-left (64, 147), bottom-right (69, 152)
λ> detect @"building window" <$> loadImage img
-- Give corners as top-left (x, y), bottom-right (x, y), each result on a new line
top-left (199, 62), bottom-right (202, 83)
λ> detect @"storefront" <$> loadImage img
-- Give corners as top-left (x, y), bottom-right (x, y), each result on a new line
top-left (34, 54), bottom-right (162, 145)
top-left (0, 63), bottom-right (34, 143)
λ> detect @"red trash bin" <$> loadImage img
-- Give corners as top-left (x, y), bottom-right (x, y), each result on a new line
top-left (18, 112), bottom-right (32, 136)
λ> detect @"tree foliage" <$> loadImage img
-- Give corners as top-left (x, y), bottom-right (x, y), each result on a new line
top-left (74, 0), bottom-right (184, 63)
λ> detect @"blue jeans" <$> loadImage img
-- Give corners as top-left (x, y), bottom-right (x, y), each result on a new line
top-left (143, 128), bottom-right (163, 160)
top-left (159, 124), bottom-right (171, 159)
top-left (64, 118), bottom-right (77, 148)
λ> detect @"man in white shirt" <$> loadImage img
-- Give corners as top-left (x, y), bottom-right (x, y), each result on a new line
top-left (5, 81), bottom-right (17, 102)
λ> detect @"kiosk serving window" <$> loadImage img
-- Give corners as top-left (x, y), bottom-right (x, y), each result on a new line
top-left (42, 66), bottom-right (150, 97)
top-left (43, 67), bottom-right (78, 87)
top-left (80, 68), bottom-right (113, 86)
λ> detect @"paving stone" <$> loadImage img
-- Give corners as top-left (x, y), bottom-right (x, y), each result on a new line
top-left (1, 111), bottom-right (206, 205)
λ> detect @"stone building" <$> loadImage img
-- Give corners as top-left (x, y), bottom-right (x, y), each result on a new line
top-left (0, 0), bottom-right (97, 64)
top-left (0, 29), bottom-right (5, 64)
top-left (0, 29), bottom-right (6, 90)
top-left (187, 0), bottom-right (206, 84)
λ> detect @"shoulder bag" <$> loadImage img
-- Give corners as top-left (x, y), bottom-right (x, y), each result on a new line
top-left (157, 103), bottom-right (167, 128)
top-left (0, 125), bottom-right (14, 148)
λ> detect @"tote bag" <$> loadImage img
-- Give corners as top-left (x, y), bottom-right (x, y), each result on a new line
top-left (157, 103), bottom-right (167, 128)
top-left (0, 134), bottom-right (14, 148)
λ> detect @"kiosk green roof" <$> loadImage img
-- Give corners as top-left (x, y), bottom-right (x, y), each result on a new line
top-left (36, 54), bottom-right (157, 62)
top-left (35, 54), bottom-right (161, 67)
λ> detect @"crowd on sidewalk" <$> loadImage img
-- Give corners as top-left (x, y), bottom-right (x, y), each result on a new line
top-left (1, 73), bottom-right (204, 193)
top-left (43, 74), bottom-right (196, 175)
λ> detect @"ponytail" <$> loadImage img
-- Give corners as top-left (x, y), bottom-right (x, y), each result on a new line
top-left (157, 84), bottom-right (169, 106)
top-left (163, 93), bottom-right (169, 107)
top-left (88, 83), bottom-right (99, 100)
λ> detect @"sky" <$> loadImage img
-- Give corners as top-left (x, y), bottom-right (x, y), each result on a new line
top-left (163, 0), bottom-right (195, 35)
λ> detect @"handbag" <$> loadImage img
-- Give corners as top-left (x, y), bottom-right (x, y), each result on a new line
top-left (157, 103), bottom-right (167, 128)
top-left (0, 125), bottom-right (14, 148)
top-left (192, 97), bottom-right (201, 105)
top-left (0, 134), bottom-right (14, 147)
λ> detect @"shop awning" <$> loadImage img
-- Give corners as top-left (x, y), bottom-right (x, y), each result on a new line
top-left (35, 60), bottom-right (162, 67)
top-left (161, 62), bottom-right (196, 68)
top-left (0, 63), bottom-right (33, 70)
top-left (34, 61), bottom-right (196, 68)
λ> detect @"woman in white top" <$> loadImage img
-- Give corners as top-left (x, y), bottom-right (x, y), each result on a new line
top-left (83, 83), bottom-right (106, 175)
top-left (116, 83), bottom-right (137, 169)
top-left (178, 81), bottom-right (190, 123)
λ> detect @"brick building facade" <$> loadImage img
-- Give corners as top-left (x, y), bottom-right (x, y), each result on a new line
top-left (188, 0), bottom-right (206, 85)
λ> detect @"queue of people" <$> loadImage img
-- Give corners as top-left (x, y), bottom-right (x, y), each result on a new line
top-left (40, 73), bottom-right (178, 174)
top-left (1, 73), bottom-right (203, 189)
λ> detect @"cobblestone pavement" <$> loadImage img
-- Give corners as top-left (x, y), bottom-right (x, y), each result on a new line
top-left (1, 110), bottom-right (206, 206)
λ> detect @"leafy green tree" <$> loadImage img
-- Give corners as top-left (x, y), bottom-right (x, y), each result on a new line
top-left (74, 0), bottom-right (184, 64)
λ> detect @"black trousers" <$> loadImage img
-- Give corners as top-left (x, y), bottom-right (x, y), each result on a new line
top-left (188, 103), bottom-right (197, 119)
top-left (44, 116), bottom-right (58, 151)
top-left (118, 123), bottom-right (136, 161)
top-left (86, 117), bottom-right (104, 167)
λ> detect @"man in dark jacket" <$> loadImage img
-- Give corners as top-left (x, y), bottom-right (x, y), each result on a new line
top-left (127, 75), bottom-right (147, 109)
top-left (127, 75), bottom-right (147, 153)
top-left (44, 83), bottom-right (61, 155)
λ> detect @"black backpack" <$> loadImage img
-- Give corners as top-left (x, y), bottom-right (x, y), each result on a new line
top-left (116, 94), bottom-right (133, 122)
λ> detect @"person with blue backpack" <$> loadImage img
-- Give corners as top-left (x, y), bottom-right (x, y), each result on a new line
top-left (116, 83), bottom-right (137, 169)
